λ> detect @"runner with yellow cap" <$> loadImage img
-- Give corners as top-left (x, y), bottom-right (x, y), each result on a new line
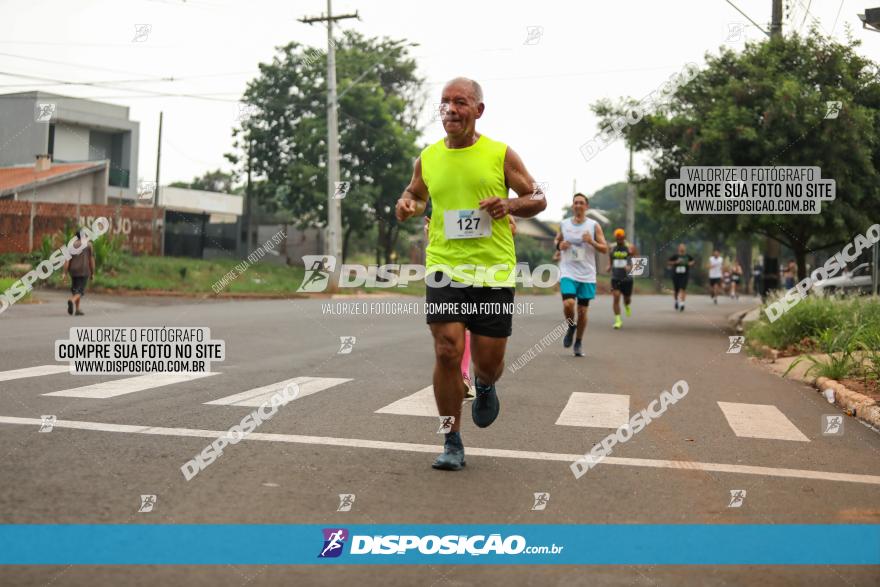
top-left (607, 228), bottom-right (637, 329)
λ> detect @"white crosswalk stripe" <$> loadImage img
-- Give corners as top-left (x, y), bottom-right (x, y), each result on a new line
top-left (717, 401), bottom-right (810, 442)
top-left (205, 376), bottom-right (352, 407)
top-left (375, 386), bottom-right (438, 417)
top-left (0, 365), bottom-right (69, 382)
top-left (555, 392), bottom-right (631, 428)
top-left (43, 372), bottom-right (219, 399)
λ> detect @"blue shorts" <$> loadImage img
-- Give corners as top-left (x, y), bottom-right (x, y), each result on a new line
top-left (560, 278), bottom-right (595, 306)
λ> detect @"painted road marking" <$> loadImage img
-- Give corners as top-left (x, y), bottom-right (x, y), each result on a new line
top-left (375, 386), bottom-right (438, 417)
top-left (43, 373), bottom-right (218, 399)
top-left (205, 376), bottom-right (352, 407)
top-left (718, 402), bottom-right (810, 442)
top-left (0, 416), bottom-right (877, 486)
top-left (0, 365), bottom-right (68, 382)
top-left (555, 392), bottom-right (630, 428)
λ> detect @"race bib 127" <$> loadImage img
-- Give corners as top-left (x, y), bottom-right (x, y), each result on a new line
top-left (444, 209), bottom-right (492, 240)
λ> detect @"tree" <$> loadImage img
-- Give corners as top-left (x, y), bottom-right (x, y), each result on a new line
top-left (169, 169), bottom-right (241, 194)
top-left (228, 31), bottom-right (424, 263)
top-left (594, 29), bottom-right (880, 279)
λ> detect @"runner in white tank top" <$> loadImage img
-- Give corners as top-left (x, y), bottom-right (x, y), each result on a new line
top-left (708, 250), bottom-right (723, 304)
top-left (554, 193), bottom-right (608, 357)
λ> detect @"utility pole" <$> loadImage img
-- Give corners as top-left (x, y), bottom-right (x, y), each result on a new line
top-left (761, 0), bottom-right (784, 297)
top-left (243, 139), bottom-right (253, 256)
top-left (625, 144), bottom-right (635, 243)
top-left (300, 1), bottom-right (359, 286)
top-left (770, 0), bottom-right (783, 37)
top-left (152, 111), bottom-right (163, 256)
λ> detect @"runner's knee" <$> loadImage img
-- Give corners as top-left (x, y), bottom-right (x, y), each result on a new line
top-left (434, 334), bottom-right (463, 368)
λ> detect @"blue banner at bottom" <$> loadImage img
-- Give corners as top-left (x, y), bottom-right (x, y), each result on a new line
top-left (0, 525), bottom-right (878, 565)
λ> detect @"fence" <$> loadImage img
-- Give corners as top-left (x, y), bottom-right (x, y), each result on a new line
top-left (0, 201), bottom-right (161, 255)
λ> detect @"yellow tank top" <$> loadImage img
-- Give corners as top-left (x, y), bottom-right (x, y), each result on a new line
top-left (421, 135), bottom-right (516, 287)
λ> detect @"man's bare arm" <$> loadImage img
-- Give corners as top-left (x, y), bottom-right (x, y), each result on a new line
top-left (591, 224), bottom-right (609, 254)
top-left (395, 157), bottom-right (429, 222)
top-left (502, 147), bottom-right (547, 218)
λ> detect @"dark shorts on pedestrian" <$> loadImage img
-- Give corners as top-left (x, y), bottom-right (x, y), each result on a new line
top-left (425, 273), bottom-right (514, 338)
top-left (71, 276), bottom-right (88, 296)
top-left (709, 277), bottom-right (721, 286)
top-left (672, 274), bottom-right (689, 292)
top-left (611, 277), bottom-right (633, 297)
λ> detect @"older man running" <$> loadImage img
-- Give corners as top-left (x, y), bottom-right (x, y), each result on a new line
top-left (396, 77), bottom-right (546, 471)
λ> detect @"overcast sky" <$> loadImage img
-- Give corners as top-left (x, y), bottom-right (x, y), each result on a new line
top-left (2, 0), bottom-right (878, 220)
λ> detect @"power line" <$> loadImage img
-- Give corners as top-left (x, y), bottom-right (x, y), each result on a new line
top-left (0, 70), bottom-right (239, 102)
top-left (724, 0), bottom-right (771, 36)
top-left (831, 0), bottom-right (845, 35)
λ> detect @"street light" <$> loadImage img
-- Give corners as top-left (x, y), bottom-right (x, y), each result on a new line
top-left (857, 7), bottom-right (880, 32)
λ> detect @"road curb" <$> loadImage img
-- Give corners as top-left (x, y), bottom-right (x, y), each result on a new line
top-left (814, 376), bottom-right (880, 429)
top-left (751, 342), bottom-right (779, 362)
top-left (727, 305), bottom-right (761, 333)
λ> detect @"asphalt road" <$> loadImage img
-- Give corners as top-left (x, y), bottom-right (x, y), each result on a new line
top-left (1, 290), bottom-right (878, 586)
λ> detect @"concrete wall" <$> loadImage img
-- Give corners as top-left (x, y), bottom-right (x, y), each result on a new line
top-left (88, 130), bottom-right (113, 161)
top-left (53, 124), bottom-right (91, 161)
top-left (0, 91), bottom-right (139, 200)
top-left (14, 168), bottom-right (108, 205)
top-left (286, 226), bottom-right (324, 265)
top-left (159, 186), bottom-right (244, 216)
top-left (0, 95), bottom-right (47, 166)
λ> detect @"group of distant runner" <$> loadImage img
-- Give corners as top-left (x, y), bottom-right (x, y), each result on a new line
top-left (396, 76), bottom-right (741, 472)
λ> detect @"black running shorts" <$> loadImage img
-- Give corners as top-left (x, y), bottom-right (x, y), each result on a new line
top-left (425, 273), bottom-right (514, 338)
top-left (611, 278), bottom-right (633, 297)
top-left (71, 276), bottom-right (88, 296)
top-left (672, 274), bottom-right (689, 292)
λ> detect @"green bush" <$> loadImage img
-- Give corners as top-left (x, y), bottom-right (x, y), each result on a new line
top-left (747, 295), bottom-right (880, 352)
top-left (91, 232), bottom-right (128, 273)
top-left (754, 296), bottom-right (880, 382)
top-left (515, 234), bottom-right (555, 267)
top-left (0, 277), bottom-right (30, 302)
top-left (783, 326), bottom-right (863, 380)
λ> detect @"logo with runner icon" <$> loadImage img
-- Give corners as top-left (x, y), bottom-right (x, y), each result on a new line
top-left (138, 494), bottom-right (157, 513)
top-left (35, 103), bottom-right (57, 123)
top-left (727, 336), bottom-right (745, 354)
top-left (523, 25), bottom-right (543, 45)
top-left (437, 416), bottom-right (455, 434)
top-left (629, 257), bottom-right (648, 277)
top-left (337, 336), bottom-right (356, 354)
top-left (318, 528), bottom-right (349, 558)
top-left (333, 182), bottom-right (350, 200)
top-left (821, 414), bottom-right (844, 436)
top-left (298, 255), bottom-right (336, 293)
top-left (531, 492), bottom-right (550, 511)
top-left (824, 101), bottom-right (842, 120)
top-left (727, 489), bottom-right (746, 508)
top-left (39, 415), bottom-right (57, 433)
top-left (337, 494), bottom-right (355, 512)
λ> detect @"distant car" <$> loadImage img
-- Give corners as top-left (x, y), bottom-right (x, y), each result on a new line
top-left (812, 262), bottom-right (873, 296)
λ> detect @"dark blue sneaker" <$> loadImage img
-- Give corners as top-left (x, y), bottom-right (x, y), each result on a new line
top-left (472, 377), bottom-right (500, 428)
top-left (573, 340), bottom-right (584, 357)
top-left (563, 323), bottom-right (576, 348)
top-left (432, 432), bottom-right (465, 470)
